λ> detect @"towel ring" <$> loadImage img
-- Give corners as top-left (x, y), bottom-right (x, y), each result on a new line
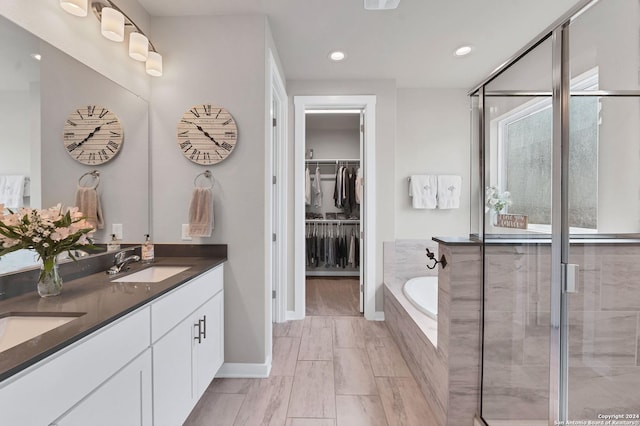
top-left (78, 170), bottom-right (100, 189)
top-left (194, 170), bottom-right (214, 189)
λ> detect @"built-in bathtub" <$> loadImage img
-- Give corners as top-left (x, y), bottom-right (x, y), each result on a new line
top-left (384, 239), bottom-right (482, 426)
top-left (403, 276), bottom-right (438, 320)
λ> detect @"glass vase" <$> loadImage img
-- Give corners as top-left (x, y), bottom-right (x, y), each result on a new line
top-left (38, 257), bottom-right (62, 297)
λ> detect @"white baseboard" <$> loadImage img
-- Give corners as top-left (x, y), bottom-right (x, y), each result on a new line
top-left (373, 311), bottom-right (385, 321)
top-left (286, 310), bottom-right (304, 321)
top-left (216, 357), bottom-right (272, 378)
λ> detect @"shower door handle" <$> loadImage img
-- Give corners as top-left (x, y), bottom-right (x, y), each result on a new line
top-left (562, 263), bottom-right (579, 294)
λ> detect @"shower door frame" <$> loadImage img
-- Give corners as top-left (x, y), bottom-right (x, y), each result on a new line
top-left (470, 0), bottom-right (627, 424)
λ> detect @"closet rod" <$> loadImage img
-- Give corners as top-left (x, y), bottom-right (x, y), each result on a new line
top-left (305, 219), bottom-right (360, 223)
top-left (304, 158), bottom-right (360, 164)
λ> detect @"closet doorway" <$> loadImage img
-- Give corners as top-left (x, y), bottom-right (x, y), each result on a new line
top-left (293, 95), bottom-right (376, 320)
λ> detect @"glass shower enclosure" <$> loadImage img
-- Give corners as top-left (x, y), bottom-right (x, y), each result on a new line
top-left (471, 0), bottom-right (640, 424)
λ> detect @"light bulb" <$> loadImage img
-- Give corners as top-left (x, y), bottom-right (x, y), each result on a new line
top-left (146, 51), bottom-right (163, 77)
top-left (60, 0), bottom-right (88, 17)
top-left (129, 32), bottom-right (149, 61)
top-left (101, 7), bottom-right (124, 42)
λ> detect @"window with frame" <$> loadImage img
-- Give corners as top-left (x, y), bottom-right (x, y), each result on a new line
top-left (495, 70), bottom-right (599, 232)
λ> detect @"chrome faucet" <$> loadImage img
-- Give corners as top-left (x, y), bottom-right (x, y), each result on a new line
top-left (107, 249), bottom-right (141, 275)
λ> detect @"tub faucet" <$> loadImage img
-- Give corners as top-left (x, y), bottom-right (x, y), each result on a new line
top-left (107, 249), bottom-right (141, 275)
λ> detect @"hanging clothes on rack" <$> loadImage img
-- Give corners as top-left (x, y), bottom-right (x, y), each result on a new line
top-left (334, 164), bottom-right (344, 208)
top-left (355, 167), bottom-right (362, 205)
top-left (348, 229), bottom-right (356, 266)
top-left (313, 165), bottom-right (322, 208)
top-left (305, 166), bottom-right (311, 205)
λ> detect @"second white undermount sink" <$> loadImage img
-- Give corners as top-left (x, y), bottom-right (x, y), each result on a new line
top-left (111, 266), bottom-right (190, 283)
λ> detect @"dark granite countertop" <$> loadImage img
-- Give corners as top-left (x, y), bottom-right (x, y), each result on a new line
top-left (432, 236), bottom-right (482, 245)
top-left (0, 254), bottom-right (226, 383)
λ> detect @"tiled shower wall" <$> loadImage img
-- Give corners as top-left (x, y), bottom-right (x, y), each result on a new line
top-left (482, 243), bottom-right (640, 421)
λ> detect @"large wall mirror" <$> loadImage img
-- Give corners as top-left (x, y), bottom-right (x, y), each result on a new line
top-left (0, 15), bottom-right (150, 274)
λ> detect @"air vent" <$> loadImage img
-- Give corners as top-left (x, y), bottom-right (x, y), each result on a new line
top-left (364, 0), bottom-right (400, 10)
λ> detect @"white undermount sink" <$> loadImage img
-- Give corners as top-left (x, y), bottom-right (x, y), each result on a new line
top-left (0, 314), bottom-right (82, 353)
top-left (111, 266), bottom-right (190, 283)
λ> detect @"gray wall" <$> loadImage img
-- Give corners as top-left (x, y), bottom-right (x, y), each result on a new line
top-left (150, 15), bottom-right (281, 365)
top-left (40, 42), bottom-right (149, 244)
top-left (0, 0), bottom-right (151, 100)
top-left (0, 91), bottom-right (31, 175)
top-left (395, 88), bottom-right (471, 240)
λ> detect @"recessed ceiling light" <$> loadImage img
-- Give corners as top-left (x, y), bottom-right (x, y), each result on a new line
top-left (30, 53), bottom-right (42, 61)
top-left (329, 51), bottom-right (346, 61)
top-left (364, 0), bottom-right (400, 10)
top-left (454, 45), bottom-right (473, 57)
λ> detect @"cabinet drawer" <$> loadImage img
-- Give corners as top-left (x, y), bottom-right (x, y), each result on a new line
top-left (151, 264), bottom-right (223, 342)
top-left (0, 306), bottom-right (150, 426)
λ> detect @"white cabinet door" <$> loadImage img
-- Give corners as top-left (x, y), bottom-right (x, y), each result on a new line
top-left (54, 349), bottom-right (152, 426)
top-left (193, 290), bottom-right (224, 398)
top-left (152, 315), bottom-right (197, 426)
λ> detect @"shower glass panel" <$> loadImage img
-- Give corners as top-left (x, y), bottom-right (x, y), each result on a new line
top-left (565, 0), bottom-right (640, 420)
top-left (481, 37), bottom-right (553, 425)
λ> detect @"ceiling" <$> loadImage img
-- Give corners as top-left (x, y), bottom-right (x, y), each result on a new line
top-left (139, 0), bottom-right (582, 89)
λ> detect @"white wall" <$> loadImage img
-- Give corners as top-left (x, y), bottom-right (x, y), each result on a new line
top-left (287, 79), bottom-right (396, 312)
top-left (150, 15), bottom-right (282, 366)
top-left (395, 89), bottom-right (471, 240)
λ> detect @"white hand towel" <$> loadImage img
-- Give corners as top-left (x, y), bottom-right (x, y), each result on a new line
top-left (0, 175), bottom-right (25, 209)
top-left (75, 186), bottom-right (104, 230)
top-left (409, 175), bottom-right (437, 209)
top-left (188, 187), bottom-right (213, 237)
top-left (437, 175), bottom-right (462, 209)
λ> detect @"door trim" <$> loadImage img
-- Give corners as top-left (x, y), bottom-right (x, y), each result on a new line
top-left (292, 95), bottom-right (377, 320)
top-left (268, 50), bottom-right (288, 327)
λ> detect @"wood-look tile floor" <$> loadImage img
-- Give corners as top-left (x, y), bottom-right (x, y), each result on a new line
top-left (184, 316), bottom-right (439, 426)
top-left (305, 278), bottom-right (360, 316)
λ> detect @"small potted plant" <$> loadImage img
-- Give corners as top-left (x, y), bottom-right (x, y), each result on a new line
top-left (485, 186), bottom-right (512, 225)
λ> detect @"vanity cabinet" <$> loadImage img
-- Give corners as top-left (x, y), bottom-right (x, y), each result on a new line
top-left (0, 262), bottom-right (225, 426)
top-left (0, 306), bottom-right (151, 426)
top-left (151, 265), bottom-right (224, 426)
top-left (53, 349), bottom-right (152, 426)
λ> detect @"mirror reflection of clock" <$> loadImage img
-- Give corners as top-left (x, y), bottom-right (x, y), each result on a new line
top-left (63, 105), bottom-right (124, 165)
top-left (176, 104), bottom-right (238, 165)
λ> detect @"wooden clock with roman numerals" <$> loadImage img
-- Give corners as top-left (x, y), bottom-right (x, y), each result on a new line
top-left (177, 104), bottom-right (238, 165)
top-left (63, 105), bottom-right (123, 165)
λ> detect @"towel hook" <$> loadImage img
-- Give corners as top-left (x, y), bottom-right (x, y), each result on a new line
top-left (194, 170), bottom-right (214, 189)
top-left (425, 248), bottom-right (447, 270)
top-left (78, 170), bottom-right (100, 189)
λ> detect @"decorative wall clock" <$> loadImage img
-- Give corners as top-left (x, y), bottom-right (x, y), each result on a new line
top-left (63, 105), bottom-right (123, 165)
top-left (176, 104), bottom-right (238, 165)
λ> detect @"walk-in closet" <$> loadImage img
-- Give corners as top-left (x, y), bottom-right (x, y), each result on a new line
top-left (304, 112), bottom-right (362, 316)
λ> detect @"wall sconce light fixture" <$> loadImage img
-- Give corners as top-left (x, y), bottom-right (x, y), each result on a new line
top-left (59, 0), bottom-right (163, 77)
